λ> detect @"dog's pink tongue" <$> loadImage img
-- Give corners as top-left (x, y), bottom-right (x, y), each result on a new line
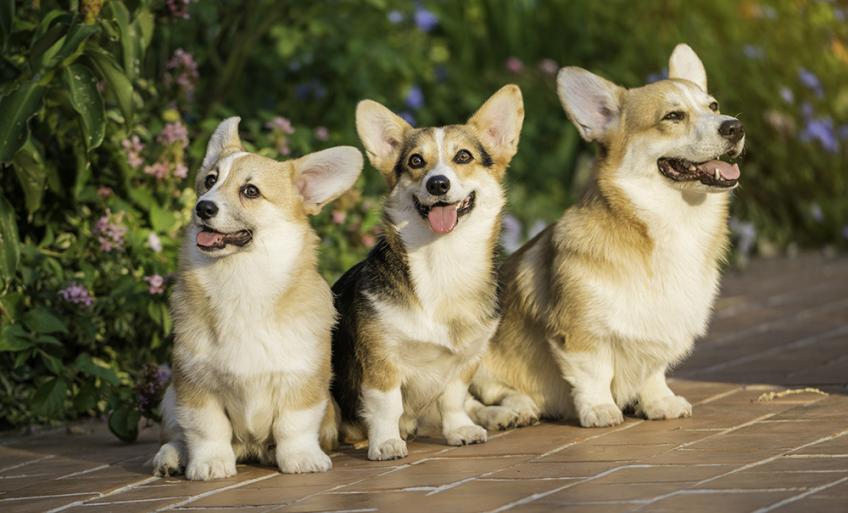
top-left (196, 230), bottom-right (224, 247)
top-left (427, 204), bottom-right (459, 234)
top-left (699, 160), bottom-right (741, 180)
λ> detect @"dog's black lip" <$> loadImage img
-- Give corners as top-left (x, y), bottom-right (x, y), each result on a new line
top-left (197, 225), bottom-right (253, 251)
top-left (657, 157), bottom-right (739, 188)
top-left (412, 191), bottom-right (476, 219)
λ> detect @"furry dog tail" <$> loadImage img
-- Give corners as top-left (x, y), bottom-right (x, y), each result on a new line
top-left (320, 396), bottom-right (341, 452)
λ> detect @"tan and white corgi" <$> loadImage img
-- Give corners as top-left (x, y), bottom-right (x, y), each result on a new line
top-left (331, 86), bottom-right (524, 460)
top-left (151, 117), bottom-right (362, 479)
top-left (470, 44), bottom-right (745, 429)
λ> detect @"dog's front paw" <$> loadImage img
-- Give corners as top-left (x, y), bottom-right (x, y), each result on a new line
top-left (502, 395), bottom-right (541, 427)
top-left (640, 395), bottom-right (692, 420)
top-left (368, 438), bottom-right (408, 461)
top-left (578, 403), bottom-right (624, 428)
top-left (185, 448), bottom-right (237, 481)
top-left (277, 448), bottom-right (332, 474)
top-left (445, 424), bottom-right (488, 446)
top-left (476, 405), bottom-right (520, 431)
top-left (152, 443), bottom-right (184, 477)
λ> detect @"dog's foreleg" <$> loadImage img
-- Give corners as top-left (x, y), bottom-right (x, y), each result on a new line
top-left (636, 367), bottom-right (692, 420)
top-left (439, 374), bottom-right (487, 446)
top-left (469, 364), bottom-right (540, 429)
top-left (549, 335), bottom-right (623, 428)
top-left (178, 394), bottom-right (237, 481)
top-left (361, 385), bottom-right (407, 460)
top-left (274, 398), bottom-right (333, 474)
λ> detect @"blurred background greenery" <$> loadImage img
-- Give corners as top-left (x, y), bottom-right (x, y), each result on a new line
top-left (0, 0), bottom-right (845, 439)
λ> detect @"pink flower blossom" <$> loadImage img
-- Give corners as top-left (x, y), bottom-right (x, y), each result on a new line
top-left (97, 186), bottom-right (113, 198)
top-left (266, 116), bottom-right (295, 134)
top-left (158, 122), bottom-right (189, 149)
top-left (166, 0), bottom-right (193, 19)
top-left (331, 209), bottom-right (346, 225)
top-left (94, 209), bottom-right (127, 252)
top-left (144, 161), bottom-right (169, 181)
top-left (174, 163), bottom-right (188, 179)
top-left (59, 282), bottom-right (94, 307)
top-left (121, 135), bottom-right (145, 168)
top-left (505, 57), bottom-right (524, 74)
top-left (538, 58), bottom-right (558, 75)
top-left (314, 126), bottom-right (329, 141)
top-left (144, 274), bottom-right (166, 295)
top-left (361, 234), bottom-right (376, 248)
top-left (165, 48), bottom-right (199, 98)
top-left (148, 233), bottom-right (163, 253)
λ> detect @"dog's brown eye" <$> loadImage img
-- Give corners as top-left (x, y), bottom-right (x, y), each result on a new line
top-left (453, 149), bottom-right (473, 164)
top-left (408, 154), bottom-right (426, 169)
top-left (204, 174), bottom-right (217, 189)
top-left (241, 184), bottom-right (260, 199)
top-left (709, 101), bottom-right (719, 112)
top-left (663, 111), bottom-right (686, 122)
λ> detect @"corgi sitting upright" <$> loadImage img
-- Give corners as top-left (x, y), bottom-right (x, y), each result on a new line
top-left (331, 86), bottom-right (524, 460)
top-left (471, 44), bottom-right (745, 428)
top-left (151, 117), bottom-right (363, 479)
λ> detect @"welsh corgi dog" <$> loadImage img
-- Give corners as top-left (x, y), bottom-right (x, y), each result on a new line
top-left (470, 44), bottom-right (745, 429)
top-left (331, 85), bottom-right (524, 460)
top-left (151, 117), bottom-right (363, 479)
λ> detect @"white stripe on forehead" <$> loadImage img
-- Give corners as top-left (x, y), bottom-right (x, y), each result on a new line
top-left (211, 151), bottom-right (249, 190)
top-left (672, 81), bottom-right (707, 109)
top-left (434, 127), bottom-right (446, 166)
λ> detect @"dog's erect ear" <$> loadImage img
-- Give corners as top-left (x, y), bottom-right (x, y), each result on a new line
top-left (467, 84), bottom-right (524, 164)
top-left (557, 67), bottom-right (623, 143)
top-left (668, 43), bottom-right (707, 92)
top-left (202, 117), bottom-right (243, 171)
top-left (292, 146), bottom-right (363, 215)
top-left (356, 100), bottom-right (412, 174)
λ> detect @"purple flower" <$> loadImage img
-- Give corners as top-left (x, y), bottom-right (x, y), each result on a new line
top-left (97, 186), bottom-right (113, 199)
top-left (414, 7), bottom-right (438, 32)
top-left (387, 10), bottom-right (404, 23)
top-left (801, 102), bottom-right (814, 119)
top-left (173, 163), bottom-right (188, 180)
top-left (800, 116), bottom-right (838, 153)
top-left (743, 45), bottom-right (764, 60)
top-left (135, 363), bottom-right (169, 414)
top-left (810, 203), bottom-right (824, 222)
top-left (158, 122), bottom-right (189, 149)
top-left (144, 161), bottom-right (169, 181)
top-left (405, 86), bottom-right (424, 110)
top-left (59, 282), bottom-right (94, 307)
top-left (505, 57), bottom-right (524, 74)
top-left (121, 135), bottom-right (144, 168)
top-left (166, 0), bottom-right (192, 19)
top-left (295, 80), bottom-right (327, 101)
top-left (314, 126), bottom-right (329, 141)
top-left (266, 116), bottom-right (295, 135)
top-left (156, 364), bottom-right (172, 385)
top-left (148, 233), bottom-right (163, 253)
top-left (144, 274), bottom-right (166, 295)
top-left (94, 209), bottom-right (127, 252)
top-left (538, 58), bottom-right (559, 75)
top-left (399, 111), bottom-right (416, 126)
top-left (165, 49), bottom-right (199, 99)
top-left (646, 68), bottom-right (668, 83)
top-left (798, 68), bottom-right (823, 97)
top-left (779, 86), bottom-right (794, 104)
top-left (838, 124), bottom-right (848, 141)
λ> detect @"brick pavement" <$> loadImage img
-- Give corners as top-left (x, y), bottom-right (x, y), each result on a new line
top-left (2, 253), bottom-right (847, 513)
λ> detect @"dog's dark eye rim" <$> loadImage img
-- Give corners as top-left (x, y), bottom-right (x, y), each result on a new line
top-left (662, 111), bottom-right (686, 121)
top-left (453, 149), bottom-right (473, 164)
top-left (241, 184), bottom-right (260, 198)
top-left (709, 101), bottom-right (719, 112)
top-left (204, 174), bottom-right (217, 189)
top-left (408, 153), bottom-right (426, 169)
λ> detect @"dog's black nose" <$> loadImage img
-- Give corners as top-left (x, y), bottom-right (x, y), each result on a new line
top-left (196, 200), bottom-right (218, 220)
top-left (426, 175), bottom-right (451, 196)
top-left (719, 119), bottom-right (745, 143)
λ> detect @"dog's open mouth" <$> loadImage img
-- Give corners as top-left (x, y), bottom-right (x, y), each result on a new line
top-left (657, 156), bottom-right (741, 188)
top-left (196, 226), bottom-right (253, 251)
top-left (413, 191), bottom-right (476, 234)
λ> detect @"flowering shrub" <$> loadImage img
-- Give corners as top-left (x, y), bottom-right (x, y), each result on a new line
top-left (0, 1), bottom-right (845, 440)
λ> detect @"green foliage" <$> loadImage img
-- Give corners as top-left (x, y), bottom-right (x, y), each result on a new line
top-left (0, 0), bottom-right (845, 438)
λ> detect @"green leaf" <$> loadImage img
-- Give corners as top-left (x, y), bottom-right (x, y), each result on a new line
top-left (11, 137), bottom-right (49, 214)
top-left (74, 353), bottom-right (120, 385)
top-left (86, 50), bottom-right (134, 126)
top-left (105, 2), bottom-right (135, 80)
top-left (33, 376), bottom-right (67, 418)
top-left (0, 80), bottom-right (46, 163)
top-left (22, 307), bottom-right (68, 334)
top-left (63, 63), bottom-right (105, 151)
top-left (150, 203), bottom-right (176, 233)
top-left (0, 324), bottom-right (32, 352)
top-left (0, 0), bottom-right (13, 51)
top-left (108, 404), bottom-right (140, 442)
top-left (72, 141), bottom-right (91, 200)
top-left (39, 349), bottom-right (64, 375)
top-left (0, 192), bottom-right (20, 285)
top-left (73, 379), bottom-right (98, 412)
top-left (127, 187), bottom-right (154, 210)
top-left (133, 8), bottom-right (154, 54)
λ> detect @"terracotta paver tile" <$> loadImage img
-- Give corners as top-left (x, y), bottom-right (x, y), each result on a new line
top-left (268, 488), bottom-right (423, 512)
top-left (645, 489), bottom-right (798, 513)
top-left (0, 493), bottom-right (99, 513)
top-left (490, 461), bottom-right (619, 480)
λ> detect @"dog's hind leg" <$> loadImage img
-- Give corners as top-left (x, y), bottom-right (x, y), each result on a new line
top-left (469, 365), bottom-right (540, 429)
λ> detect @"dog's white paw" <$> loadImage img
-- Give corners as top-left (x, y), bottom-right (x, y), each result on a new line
top-left (578, 403), bottom-right (624, 428)
top-left (476, 405), bottom-right (521, 431)
top-left (368, 438), bottom-right (408, 461)
top-left (277, 448), bottom-right (332, 474)
top-left (152, 443), bottom-right (184, 477)
top-left (185, 448), bottom-right (237, 481)
top-left (640, 395), bottom-right (692, 420)
top-left (445, 424), bottom-right (488, 446)
top-left (502, 395), bottom-right (541, 427)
